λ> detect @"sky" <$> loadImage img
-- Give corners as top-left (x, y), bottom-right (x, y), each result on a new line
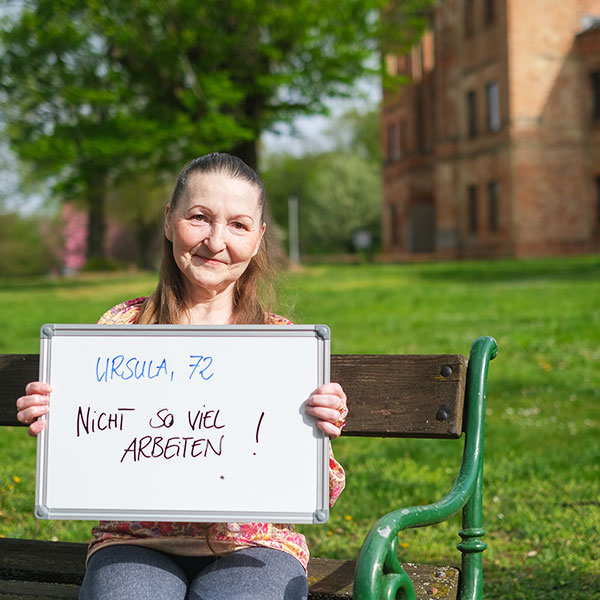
top-left (262, 77), bottom-right (381, 156)
top-left (0, 136), bottom-right (34, 214)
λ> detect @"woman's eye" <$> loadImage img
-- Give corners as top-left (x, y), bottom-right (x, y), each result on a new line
top-left (231, 221), bottom-right (247, 231)
top-left (192, 214), bottom-right (208, 222)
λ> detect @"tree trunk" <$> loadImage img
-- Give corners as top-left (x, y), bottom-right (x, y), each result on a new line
top-left (85, 171), bottom-right (108, 262)
top-left (136, 221), bottom-right (159, 271)
top-left (230, 88), bottom-right (265, 172)
top-left (231, 138), bottom-right (259, 172)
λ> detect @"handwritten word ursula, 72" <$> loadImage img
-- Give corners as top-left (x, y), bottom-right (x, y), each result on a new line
top-left (95, 354), bottom-right (215, 382)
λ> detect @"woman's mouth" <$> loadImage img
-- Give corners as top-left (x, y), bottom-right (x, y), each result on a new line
top-left (196, 255), bottom-right (226, 265)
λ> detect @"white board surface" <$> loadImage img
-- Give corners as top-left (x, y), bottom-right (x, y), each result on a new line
top-left (35, 324), bottom-right (330, 524)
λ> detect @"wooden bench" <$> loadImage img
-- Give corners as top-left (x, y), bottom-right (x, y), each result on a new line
top-left (0, 336), bottom-right (497, 600)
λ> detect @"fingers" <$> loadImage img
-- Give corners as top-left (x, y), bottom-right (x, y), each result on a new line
top-left (312, 418), bottom-right (344, 439)
top-left (16, 390), bottom-right (50, 412)
top-left (16, 381), bottom-right (51, 437)
top-left (305, 382), bottom-right (348, 439)
top-left (28, 417), bottom-right (47, 436)
top-left (25, 381), bottom-right (52, 396)
top-left (16, 400), bottom-right (49, 424)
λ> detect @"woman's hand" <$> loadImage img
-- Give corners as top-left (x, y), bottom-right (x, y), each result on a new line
top-left (305, 382), bottom-right (348, 439)
top-left (16, 382), bottom-right (51, 436)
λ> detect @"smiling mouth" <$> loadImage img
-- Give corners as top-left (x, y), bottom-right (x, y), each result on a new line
top-left (195, 255), bottom-right (226, 265)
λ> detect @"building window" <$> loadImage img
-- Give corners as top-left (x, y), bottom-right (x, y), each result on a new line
top-left (385, 55), bottom-right (397, 77)
top-left (488, 181), bottom-right (500, 232)
top-left (464, 0), bottom-right (475, 37)
top-left (390, 203), bottom-right (401, 246)
top-left (590, 71), bottom-right (600, 120)
top-left (466, 90), bottom-right (477, 138)
top-left (400, 119), bottom-right (408, 157)
top-left (485, 81), bottom-right (501, 132)
top-left (387, 122), bottom-right (400, 162)
top-left (416, 87), bottom-right (425, 152)
top-left (385, 54), bottom-right (407, 77)
top-left (484, 0), bottom-right (495, 26)
top-left (410, 45), bottom-right (423, 83)
top-left (486, 81), bottom-right (501, 132)
top-left (468, 185), bottom-right (478, 234)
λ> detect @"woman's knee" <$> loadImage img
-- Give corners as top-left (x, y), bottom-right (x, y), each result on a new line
top-left (189, 547), bottom-right (307, 600)
top-left (79, 545), bottom-right (187, 600)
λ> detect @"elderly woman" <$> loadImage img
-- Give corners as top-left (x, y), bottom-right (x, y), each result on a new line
top-left (16, 153), bottom-right (347, 600)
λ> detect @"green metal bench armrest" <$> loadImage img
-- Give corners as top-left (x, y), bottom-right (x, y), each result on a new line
top-left (354, 336), bottom-right (498, 600)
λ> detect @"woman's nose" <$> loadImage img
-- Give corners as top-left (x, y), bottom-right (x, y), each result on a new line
top-left (204, 222), bottom-right (226, 253)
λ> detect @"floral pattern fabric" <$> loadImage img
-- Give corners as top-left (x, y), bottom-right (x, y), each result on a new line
top-left (87, 298), bottom-right (346, 572)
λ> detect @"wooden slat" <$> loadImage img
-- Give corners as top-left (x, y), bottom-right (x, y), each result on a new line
top-left (0, 354), bottom-right (467, 436)
top-left (307, 558), bottom-right (459, 600)
top-left (0, 539), bottom-right (86, 585)
top-left (0, 539), bottom-right (458, 600)
top-left (0, 355), bottom-right (38, 427)
top-left (333, 354), bottom-right (467, 438)
top-left (0, 580), bottom-right (80, 599)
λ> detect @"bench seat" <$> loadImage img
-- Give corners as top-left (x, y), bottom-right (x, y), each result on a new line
top-left (0, 538), bottom-right (459, 600)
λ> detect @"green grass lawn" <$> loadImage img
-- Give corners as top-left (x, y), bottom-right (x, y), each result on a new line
top-left (1, 256), bottom-right (599, 598)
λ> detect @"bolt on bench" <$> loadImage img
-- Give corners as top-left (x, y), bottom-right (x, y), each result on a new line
top-left (0, 336), bottom-right (497, 600)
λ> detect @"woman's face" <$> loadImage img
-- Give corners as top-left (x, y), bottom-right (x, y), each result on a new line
top-left (165, 171), bottom-right (265, 298)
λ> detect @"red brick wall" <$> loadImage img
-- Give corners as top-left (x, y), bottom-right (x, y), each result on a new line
top-left (382, 0), bottom-right (600, 258)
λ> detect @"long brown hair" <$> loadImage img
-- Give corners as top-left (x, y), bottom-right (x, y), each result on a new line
top-left (136, 153), bottom-right (275, 325)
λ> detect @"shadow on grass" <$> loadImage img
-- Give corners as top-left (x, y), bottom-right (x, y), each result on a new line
top-left (411, 256), bottom-right (600, 284)
top-left (484, 564), bottom-right (599, 600)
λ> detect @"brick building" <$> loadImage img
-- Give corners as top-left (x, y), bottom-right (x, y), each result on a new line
top-left (382, 0), bottom-right (600, 258)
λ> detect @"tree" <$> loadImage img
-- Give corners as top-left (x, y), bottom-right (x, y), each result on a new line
top-left (262, 107), bottom-right (382, 256)
top-left (0, 212), bottom-right (61, 276)
top-left (304, 152), bottom-right (381, 254)
top-left (324, 107), bottom-right (382, 165)
top-left (0, 0), bottom-right (433, 263)
top-left (106, 173), bottom-right (170, 270)
top-left (0, 1), bottom-right (244, 262)
top-left (59, 203), bottom-right (87, 274)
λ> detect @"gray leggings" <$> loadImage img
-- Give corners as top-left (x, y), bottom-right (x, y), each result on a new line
top-left (79, 545), bottom-right (308, 600)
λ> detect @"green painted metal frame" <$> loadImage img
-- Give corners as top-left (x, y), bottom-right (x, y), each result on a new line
top-left (353, 336), bottom-right (498, 600)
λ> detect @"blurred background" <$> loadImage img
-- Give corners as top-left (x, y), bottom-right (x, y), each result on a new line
top-left (2, 1), bottom-right (599, 273)
top-left (1, 1), bottom-right (599, 598)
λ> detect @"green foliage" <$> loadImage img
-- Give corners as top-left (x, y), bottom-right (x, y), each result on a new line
top-left (0, 0), bottom-right (417, 174)
top-left (324, 107), bottom-right (382, 163)
top-left (0, 213), bottom-right (60, 276)
top-left (81, 256), bottom-right (124, 272)
top-left (262, 108), bottom-right (382, 255)
top-left (303, 152), bottom-right (381, 253)
top-left (0, 0), bottom-right (429, 174)
top-left (106, 173), bottom-right (169, 270)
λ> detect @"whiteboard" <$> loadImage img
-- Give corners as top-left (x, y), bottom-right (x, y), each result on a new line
top-left (35, 324), bottom-right (330, 524)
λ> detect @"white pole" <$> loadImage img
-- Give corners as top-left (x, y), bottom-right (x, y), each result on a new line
top-left (288, 195), bottom-right (300, 267)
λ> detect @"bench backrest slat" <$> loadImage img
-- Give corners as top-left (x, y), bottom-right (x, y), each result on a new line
top-left (332, 354), bottom-right (467, 438)
top-left (0, 354), bottom-right (38, 427)
top-left (0, 353), bottom-right (467, 438)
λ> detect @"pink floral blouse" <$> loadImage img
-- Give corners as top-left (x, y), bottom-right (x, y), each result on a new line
top-left (87, 298), bottom-right (346, 572)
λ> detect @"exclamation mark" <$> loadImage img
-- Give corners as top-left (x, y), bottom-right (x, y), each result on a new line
top-left (254, 411), bottom-right (265, 455)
